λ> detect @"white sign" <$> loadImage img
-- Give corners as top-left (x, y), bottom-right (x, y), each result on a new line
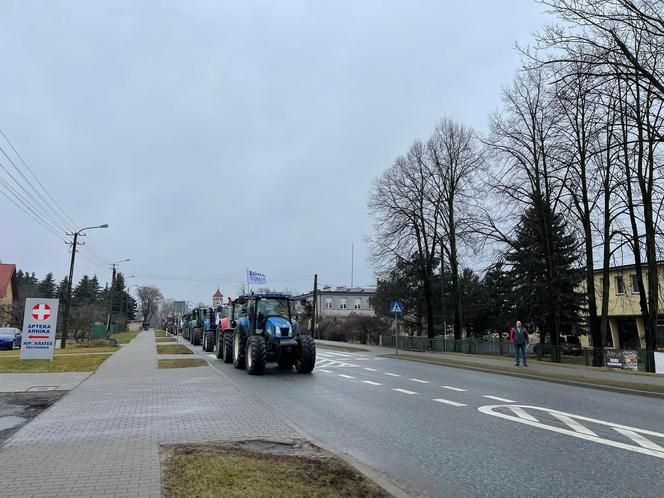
top-left (655, 352), bottom-right (664, 374)
top-left (20, 297), bottom-right (59, 361)
top-left (247, 269), bottom-right (267, 285)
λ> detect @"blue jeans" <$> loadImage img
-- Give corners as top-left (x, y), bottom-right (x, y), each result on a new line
top-left (514, 343), bottom-right (527, 366)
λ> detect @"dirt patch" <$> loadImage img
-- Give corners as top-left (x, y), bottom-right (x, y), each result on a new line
top-left (161, 440), bottom-right (390, 498)
top-left (0, 391), bottom-right (65, 445)
top-left (158, 359), bottom-right (207, 369)
top-left (156, 345), bottom-right (193, 355)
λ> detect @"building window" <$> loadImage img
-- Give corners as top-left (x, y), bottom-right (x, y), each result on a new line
top-left (615, 275), bottom-right (625, 295)
top-left (631, 274), bottom-right (640, 294)
top-left (354, 298), bottom-right (361, 310)
top-left (325, 298), bottom-right (332, 309)
top-left (340, 298), bottom-right (347, 310)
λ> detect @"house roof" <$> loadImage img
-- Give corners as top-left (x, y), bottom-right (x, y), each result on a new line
top-left (0, 264), bottom-right (17, 299)
top-left (213, 288), bottom-right (223, 298)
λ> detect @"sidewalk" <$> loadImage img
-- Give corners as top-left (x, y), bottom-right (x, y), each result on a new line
top-left (0, 372), bottom-right (91, 393)
top-left (0, 331), bottom-right (292, 498)
top-left (317, 340), bottom-right (664, 392)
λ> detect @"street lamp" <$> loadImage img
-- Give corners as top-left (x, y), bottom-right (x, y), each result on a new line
top-left (61, 224), bottom-right (109, 349)
top-left (107, 259), bottom-right (130, 336)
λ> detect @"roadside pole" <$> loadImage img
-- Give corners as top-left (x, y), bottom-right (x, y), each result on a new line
top-left (312, 274), bottom-right (318, 339)
top-left (390, 300), bottom-right (403, 355)
top-left (394, 311), bottom-right (398, 355)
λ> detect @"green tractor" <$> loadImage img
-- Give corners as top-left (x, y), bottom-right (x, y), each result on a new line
top-left (230, 293), bottom-right (315, 375)
top-left (185, 308), bottom-right (205, 346)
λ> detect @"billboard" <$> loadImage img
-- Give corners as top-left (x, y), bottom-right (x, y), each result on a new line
top-left (606, 349), bottom-right (638, 371)
top-left (173, 301), bottom-right (186, 314)
top-left (20, 298), bottom-right (60, 361)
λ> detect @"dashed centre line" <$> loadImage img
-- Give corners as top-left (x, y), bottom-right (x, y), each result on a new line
top-left (384, 373), bottom-right (401, 377)
top-left (338, 374), bottom-right (356, 379)
top-left (433, 398), bottom-right (467, 407)
top-left (364, 367), bottom-right (378, 372)
top-left (483, 395), bottom-right (516, 403)
top-left (393, 388), bottom-right (418, 395)
top-left (362, 381), bottom-right (382, 386)
top-left (318, 369), bottom-right (332, 373)
top-left (409, 378), bottom-right (430, 384)
top-left (441, 386), bottom-right (467, 392)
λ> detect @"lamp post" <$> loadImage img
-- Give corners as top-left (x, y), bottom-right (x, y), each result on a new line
top-left (61, 224), bottom-right (109, 349)
top-left (107, 259), bottom-right (130, 337)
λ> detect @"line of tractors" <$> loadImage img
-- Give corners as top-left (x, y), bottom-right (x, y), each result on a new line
top-left (164, 293), bottom-right (315, 375)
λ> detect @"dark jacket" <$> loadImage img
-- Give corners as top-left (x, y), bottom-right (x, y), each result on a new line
top-left (509, 327), bottom-right (529, 345)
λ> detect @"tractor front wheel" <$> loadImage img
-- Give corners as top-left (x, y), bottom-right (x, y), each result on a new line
top-left (203, 330), bottom-right (215, 352)
top-left (246, 336), bottom-right (266, 375)
top-left (233, 331), bottom-right (245, 369)
top-left (295, 335), bottom-right (316, 374)
top-left (215, 332), bottom-right (223, 359)
top-left (192, 328), bottom-right (202, 346)
top-left (223, 332), bottom-right (233, 364)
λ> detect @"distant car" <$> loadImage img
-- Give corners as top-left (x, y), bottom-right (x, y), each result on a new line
top-left (533, 335), bottom-right (583, 356)
top-left (0, 327), bottom-right (22, 350)
top-left (142, 321), bottom-right (150, 330)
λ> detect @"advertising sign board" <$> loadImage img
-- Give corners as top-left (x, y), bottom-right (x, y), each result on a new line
top-left (20, 298), bottom-right (59, 361)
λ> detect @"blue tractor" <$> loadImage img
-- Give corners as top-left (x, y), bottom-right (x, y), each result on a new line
top-left (231, 293), bottom-right (315, 375)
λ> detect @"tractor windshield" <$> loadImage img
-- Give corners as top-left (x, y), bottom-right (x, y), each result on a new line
top-left (256, 298), bottom-right (290, 322)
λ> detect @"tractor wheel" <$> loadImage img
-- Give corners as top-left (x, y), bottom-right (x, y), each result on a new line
top-left (223, 332), bottom-right (233, 364)
top-left (192, 328), bottom-right (202, 346)
top-left (232, 330), bottom-right (245, 369)
top-left (216, 333), bottom-right (223, 359)
top-left (204, 330), bottom-right (215, 352)
top-left (246, 336), bottom-right (266, 375)
top-left (295, 335), bottom-right (316, 374)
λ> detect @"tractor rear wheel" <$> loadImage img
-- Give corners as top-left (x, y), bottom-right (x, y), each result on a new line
top-left (246, 336), bottom-right (266, 375)
top-left (215, 332), bottom-right (223, 359)
top-left (223, 332), bottom-right (233, 364)
top-left (203, 330), bottom-right (215, 352)
top-left (295, 335), bottom-right (316, 374)
top-left (192, 328), bottom-right (202, 346)
top-left (232, 330), bottom-right (245, 369)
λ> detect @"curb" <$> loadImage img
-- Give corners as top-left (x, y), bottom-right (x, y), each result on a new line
top-left (386, 354), bottom-right (664, 399)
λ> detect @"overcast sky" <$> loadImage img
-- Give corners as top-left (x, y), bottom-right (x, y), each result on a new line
top-left (0, 0), bottom-right (548, 305)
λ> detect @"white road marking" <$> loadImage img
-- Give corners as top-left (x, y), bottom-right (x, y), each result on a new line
top-left (393, 388), bottom-right (418, 395)
top-left (551, 412), bottom-right (598, 437)
top-left (318, 369), bottom-right (332, 373)
top-left (207, 354), bottom-right (216, 359)
top-left (384, 373), bottom-right (401, 377)
top-left (482, 395), bottom-right (515, 403)
top-left (409, 378), bottom-right (430, 384)
top-left (508, 406), bottom-right (539, 422)
top-left (479, 404), bottom-right (664, 459)
top-left (319, 351), bottom-right (352, 357)
top-left (364, 367), bottom-right (378, 372)
top-left (362, 380), bottom-right (382, 386)
top-left (338, 374), bottom-right (356, 379)
top-left (441, 386), bottom-right (467, 392)
top-left (433, 398), bottom-right (467, 407)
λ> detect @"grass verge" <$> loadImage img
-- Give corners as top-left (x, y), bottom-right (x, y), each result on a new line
top-left (155, 330), bottom-right (168, 337)
top-left (393, 353), bottom-right (664, 395)
top-left (157, 344), bottom-right (193, 355)
top-left (0, 347), bottom-right (117, 357)
top-left (156, 338), bottom-right (176, 343)
top-left (112, 331), bottom-right (140, 344)
top-left (0, 354), bottom-right (112, 373)
top-left (161, 442), bottom-right (389, 498)
top-left (158, 359), bottom-right (207, 369)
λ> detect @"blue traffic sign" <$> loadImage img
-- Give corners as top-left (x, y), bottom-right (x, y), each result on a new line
top-left (390, 301), bottom-right (403, 315)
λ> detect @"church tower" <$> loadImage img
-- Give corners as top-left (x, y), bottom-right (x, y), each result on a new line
top-left (212, 288), bottom-right (223, 308)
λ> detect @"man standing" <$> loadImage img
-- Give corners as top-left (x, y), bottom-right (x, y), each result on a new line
top-left (510, 320), bottom-right (529, 367)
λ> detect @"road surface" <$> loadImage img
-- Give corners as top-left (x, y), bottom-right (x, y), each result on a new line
top-left (194, 343), bottom-right (664, 497)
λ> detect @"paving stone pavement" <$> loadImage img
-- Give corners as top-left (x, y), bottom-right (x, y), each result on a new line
top-left (0, 331), bottom-right (290, 498)
top-left (0, 372), bottom-right (92, 393)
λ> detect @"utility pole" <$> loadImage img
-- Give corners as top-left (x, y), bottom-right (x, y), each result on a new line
top-left (61, 223), bottom-right (109, 349)
top-left (60, 232), bottom-right (79, 349)
top-left (441, 244), bottom-right (447, 339)
top-left (312, 274), bottom-right (318, 339)
top-left (106, 264), bottom-right (117, 337)
top-left (351, 242), bottom-right (354, 288)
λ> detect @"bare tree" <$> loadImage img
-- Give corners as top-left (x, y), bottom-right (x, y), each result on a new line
top-left (368, 141), bottom-right (442, 338)
top-left (137, 286), bottom-right (164, 325)
top-left (427, 118), bottom-right (484, 341)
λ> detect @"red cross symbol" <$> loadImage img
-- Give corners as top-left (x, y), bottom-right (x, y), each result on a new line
top-left (32, 303), bottom-right (51, 321)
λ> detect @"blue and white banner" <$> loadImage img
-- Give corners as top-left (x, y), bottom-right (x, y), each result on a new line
top-left (247, 269), bottom-right (267, 285)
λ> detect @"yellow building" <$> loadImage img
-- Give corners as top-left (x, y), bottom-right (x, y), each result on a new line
top-left (591, 263), bottom-right (664, 349)
top-left (0, 263), bottom-right (18, 326)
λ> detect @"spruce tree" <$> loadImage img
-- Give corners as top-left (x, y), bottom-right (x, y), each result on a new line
top-left (38, 273), bottom-right (56, 298)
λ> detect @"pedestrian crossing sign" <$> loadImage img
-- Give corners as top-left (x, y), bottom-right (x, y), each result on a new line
top-left (390, 301), bottom-right (403, 315)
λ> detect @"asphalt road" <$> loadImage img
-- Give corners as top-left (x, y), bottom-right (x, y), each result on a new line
top-left (190, 341), bottom-right (664, 498)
